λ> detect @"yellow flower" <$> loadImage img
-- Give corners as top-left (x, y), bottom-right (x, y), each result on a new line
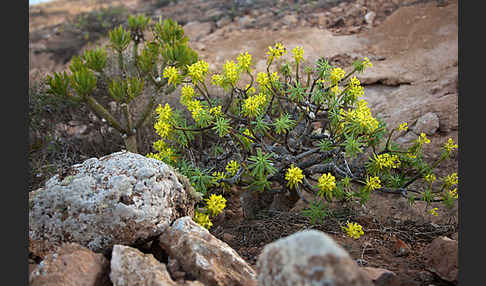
top-left (180, 84), bottom-right (195, 105)
top-left (237, 51), bottom-right (252, 72)
top-left (346, 76), bottom-right (364, 99)
top-left (209, 105), bottom-right (223, 117)
top-left (223, 60), bottom-right (240, 86)
top-left (443, 138), bottom-right (458, 153)
top-left (424, 173), bottom-right (436, 184)
top-left (428, 207), bottom-right (438, 216)
top-left (417, 133), bottom-right (431, 145)
top-left (194, 211), bottom-right (213, 229)
top-left (266, 42), bottom-right (287, 63)
top-left (162, 66), bottom-right (179, 86)
top-left (291, 46), bottom-right (304, 64)
top-left (211, 74), bottom-right (224, 87)
top-left (443, 173), bottom-right (458, 189)
top-left (449, 188), bottom-right (458, 199)
top-left (372, 153), bottom-right (401, 170)
top-left (317, 173), bottom-right (336, 198)
top-left (340, 100), bottom-right (379, 134)
top-left (342, 221), bottom-right (364, 239)
top-left (365, 176), bottom-right (381, 191)
top-left (362, 57), bottom-right (372, 69)
top-left (330, 85), bottom-right (342, 96)
top-left (242, 92), bottom-right (268, 118)
top-left (225, 160), bottom-right (240, 177)
top-left (211, 171), bottom-right (228, 188)
top-left (205, 194), bottom-right (227, 217)
top-left (256, 72), bottom-right (270, 89)
top-left (330, 67), bottom-right (346, 85)
top-left (156, 103), bottom-right (172, 121)
top-left (285, 164), bottom-right (304, 189)
top-left (187, 60), bottom-right (209, 83)
top-left (398, 122), bottom-right (408, 132)
top-left (154, 120), bottom-right (172, 139)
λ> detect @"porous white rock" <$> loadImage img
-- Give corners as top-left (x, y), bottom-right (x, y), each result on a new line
top-left (29, 151), bottom-right (197, 254)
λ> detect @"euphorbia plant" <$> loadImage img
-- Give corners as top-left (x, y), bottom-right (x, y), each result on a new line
top-left (147, 43), bottom-right (458, 232)
top-left (45, 15), bottom-right (198, 153)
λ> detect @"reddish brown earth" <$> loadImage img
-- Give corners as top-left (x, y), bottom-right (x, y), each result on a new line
top-left (29, 0), bottom-right (459, 285)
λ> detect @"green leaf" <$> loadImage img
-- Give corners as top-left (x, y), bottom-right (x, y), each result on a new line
top-left (83, 47), bottom-right (107, 73)
top-left (70, 66), bottom-right (97, 96)
top-left (109, 25), bottom-right (131, 52)
top-left (247, 148), bottom-right (277, 179)
top-left (273, 113), bottom-right (296, 135)
top-left (212, 117), bottom-right (231, 137)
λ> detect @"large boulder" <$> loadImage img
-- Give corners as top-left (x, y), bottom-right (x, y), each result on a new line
top-left (256, 230), bottom-right (373, 286)
top-left (157, 216), bottom-right (258, 286)
top-left (29, 243), bottom-right (110, 286)
top-left (29, 151), bottom-right (199, 255)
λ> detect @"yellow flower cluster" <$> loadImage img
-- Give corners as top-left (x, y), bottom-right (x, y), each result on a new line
top-left (365, 176), bottom-right (381, 191)
top-left (242, 92), bottom-right (268, 118)
top-left (443, 172), bottom-right (458, 189)
top-left (373, 153), bottom-right (401, 170)
top-left (342, 221), bottom-right (364, 239)
top-left (256, 72), bottom-right (270, 88)
top-left (417, 133), bottom-right (431, 145)
top-left (225, 160), bottom-right (240, 177)
top-left (211, 74), bottom-right (224, 87)
top-left (154, 120), bottom-right (172, 139)
top-left (285, 164), bottom-right (304, 189)
top-left (330, 67), bottom-right (346, 85)
top-left (187, 60), bottom-right (209, 83)
top-left (205, 194), bottom-right (227, 216)
top-left (443, 138), bottom-right (458, 153)
top-left (362, 57), bottom-right (373, 69)
top-left (180, 84), bottom-right (195, 105)
top-left (292, 46), bottom-right (304, 64)
top-left (194, 211), bottom-right (213, 229)
top-left (209, 105), bottom-right (223, 117)
top-left (317, 173), bottom-right (336, 198)
top-left (156, 103), bottom-right (173, 121)
top-left (222, 60), bottom-right (240, 86)
top-left (237, 51), bottom-right (252, 72)
top-left (428, 207), bottom-right (438, 216)
top-left (331, 85), bottom-right (342, 96)
top-left (449, 188), bottom-right (458, 199)
top-left (340, 100), bottom-right (379, 134)
top-left (185, 99), bottom-right (203, 121)
top-left (346, 76), bottom-right (364, 100)
top-left (424, 173), bottom-right (436, 184)
top-left (162, 66), bottom-right (179, 86)
top-left (266, 42), bottom-right (287, 63)
top-left (398, 122), bottom-right (408, 132)
top-left (147, 140), bottom-right (177, 163)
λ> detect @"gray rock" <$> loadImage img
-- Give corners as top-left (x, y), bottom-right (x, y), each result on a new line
top-left (110, 245), bottom-right (178, 286)
top-left (157, 216), bottom-right (258, 286)
top-left (29, 151), bottom-right (197, 254)
top-left (364, 11), bottom-right (376, 25)
top-left (256, 230), bottom-right (373, 286)
top-left (412, 112), bottom-right (440, 136)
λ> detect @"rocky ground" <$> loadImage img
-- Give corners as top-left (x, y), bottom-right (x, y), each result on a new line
top-left (29, 0), bottom-right (459, 285)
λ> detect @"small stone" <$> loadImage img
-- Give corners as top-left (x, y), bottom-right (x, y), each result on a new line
top-left (222, 233), bottom-right (234, 242)
top-left (412, 112), bottom-right (440, 136)
top-left (393, 238), bottom-right (411, 257)
top-left (365, 11), bottom-right (376, 25)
